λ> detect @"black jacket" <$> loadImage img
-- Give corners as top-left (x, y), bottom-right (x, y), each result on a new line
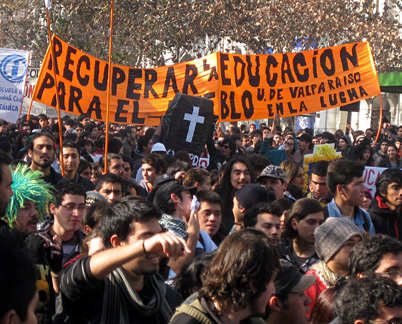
top-left (368, 195), bottom-right (402, 240)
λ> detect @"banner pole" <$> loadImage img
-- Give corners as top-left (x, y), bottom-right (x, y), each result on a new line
top-left (104, 0), bottom-right (114, 173)
top-left (45, 7), bottom-right (64, 177)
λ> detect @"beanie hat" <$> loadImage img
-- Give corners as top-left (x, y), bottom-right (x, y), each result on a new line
top-left (86, 191), bottom-right (108, 207)
top-left (235, 184), bottom-right (270, 209)
top-left (315, 217), bottom-right (362, 263)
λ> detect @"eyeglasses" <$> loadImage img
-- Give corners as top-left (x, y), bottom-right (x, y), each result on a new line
top-left (375, 269), bottom-right (402, 281)
top-left (369, 320), bottom-right (402, 324)
top-left (60, 204), bottom-right (87, 212)
top-left (222, 145), bottom-right (229, 149)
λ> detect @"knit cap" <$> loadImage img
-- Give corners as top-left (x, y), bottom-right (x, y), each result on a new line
top-left (315, 217), bottom-right (362, 263)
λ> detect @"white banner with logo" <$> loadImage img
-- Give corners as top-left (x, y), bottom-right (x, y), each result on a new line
top-left (0, 48), bottom-right (30, 123)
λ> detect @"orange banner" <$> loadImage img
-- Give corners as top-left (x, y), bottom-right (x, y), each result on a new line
top-left (32, 37), bottom-right (380, 125)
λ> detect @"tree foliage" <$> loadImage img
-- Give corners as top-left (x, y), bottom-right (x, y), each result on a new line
top-left (1, 0), bottom-right (402, 72)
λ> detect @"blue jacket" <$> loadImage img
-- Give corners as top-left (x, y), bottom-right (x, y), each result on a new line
top-left (326, 199), bottom-right (375, 234)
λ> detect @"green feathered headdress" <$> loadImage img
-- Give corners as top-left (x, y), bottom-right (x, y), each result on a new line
top-left (5, 164), bottom-right (54, 227)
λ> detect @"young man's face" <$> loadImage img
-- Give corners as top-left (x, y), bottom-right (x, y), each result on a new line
top-left (52, 194), bottom-right (86, 233)
top-left (292, 211), bottom-right (325, 245)
top-left (142, 163), bottom-right (160, 186)
top-left (329, 235), bottom-right (361, 274)
top-left (276, 292), bottom-right (311, 324)
top-left (297, 140), bottom-right (309, 152)
top-left (381, 141), bottom-right (389, 154)
top-left (143, 139), bottom-right (154, 154)
top-left (381, 182), bottom-right (402, 211)
top-left (0, 164), bottom-right (13, 217)
top-left (338, 139), bottom-right (348, 151)
top-left (340, 176), bottom-right (366, 207)
top-left (174, 190), bottom-right (193, 221)
top-left (28, 136), bottom-right (55, 169)
top-left (108, 158), bottom-right (125, 178)
top-left (262, 129), bottom-right (270, 140)
top-left (122, 161), bottom-right (132, 180)
top-left (62, 147), bottom-right (80, 174)
top-left (230, 162), bottom-right (251, 190)
top-left (81, 117), bottom-right (91, 127)
top-left (197, 201), bottom-right (222, 237)
top-left (91, 127), bottom-right (99, 139)
top-left (98, 182), bottom-right (123, 203)
top-left (39, 118), bottom-right (48, 128)
top-left (121, 218), bottom-right (163, 276)
top-left (254, 213), bottom-right (281, 247)
top-left (374, 252), bottom-right (402, 286)
top-left (309, 174), bottom-right (329, 199)
top-left (251, 276), bottom-right (276, 318)
top-left (258, 176), bottom-right (286, 199)
top-left (242, 136), bottom-right (251, 147)
top-left (398, 128), bottom-right (402, 138)
top-left (15, 200), bottom-right (38, 236)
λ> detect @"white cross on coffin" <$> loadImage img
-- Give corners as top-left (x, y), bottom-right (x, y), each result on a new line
top-left (183, 106), bottom-right (205, 143)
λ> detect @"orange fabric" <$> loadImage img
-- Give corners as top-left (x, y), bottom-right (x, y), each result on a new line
top-left (32, 36), bottom-right (381, 125)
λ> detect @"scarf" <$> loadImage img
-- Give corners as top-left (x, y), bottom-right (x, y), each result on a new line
top-left (101, 267), bottom-right (172, 324)
top-left (159, 214), bottom-right (188, 240)
top-left (311, 261), bottom-right (338, 288)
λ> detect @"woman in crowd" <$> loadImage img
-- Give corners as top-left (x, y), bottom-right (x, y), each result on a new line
top-left (183, 168), bottom-right (212, 192)
top-left (280, 160), bottom-right (306, 192)
top-left (358, 146), bottom-right (374, 166)
top-left (379, 143), bottom-right (402, 168)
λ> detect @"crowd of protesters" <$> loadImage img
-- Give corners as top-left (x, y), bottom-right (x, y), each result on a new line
top-left (2, 111), bottom-right (402, 324)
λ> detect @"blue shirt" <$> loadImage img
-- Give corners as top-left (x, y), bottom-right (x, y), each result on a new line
top-left (326, 199), bottom-right (375, 234)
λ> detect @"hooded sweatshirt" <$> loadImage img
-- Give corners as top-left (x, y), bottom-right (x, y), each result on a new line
top-left (260, 137), bottom-right (299, 166)
top-left (369, 195), bottom-right (402, 239)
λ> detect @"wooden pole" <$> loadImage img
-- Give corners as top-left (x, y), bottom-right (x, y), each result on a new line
top-left (104, 0), bottom-right (114, 173)
top-left (45, 7), bottom-right (65, 177)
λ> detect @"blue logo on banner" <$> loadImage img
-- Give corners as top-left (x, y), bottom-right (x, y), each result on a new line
top-left (0, 54), bottom-right (27, 84)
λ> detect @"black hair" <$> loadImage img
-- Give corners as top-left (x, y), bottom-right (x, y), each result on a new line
top-left (0, 151), bottom-right (12, 179)
top-left (311, 160), bottom-right (329, 177)
top-left (196, 190), bottom-right (223, 209)
top-left (57, 139), bottom-right (79, 157)
top-left (0, 227), bottom-right (37, 322)
top-left (102, 197), bottom-right (161, 248)
top-left (349, 234), bottom-right (402, 278)
top-left (326, 159), bottom-right (365, 194)
top-left (283, 198), bottom-right (323, 241)
top-left (83, 201), bottom-right (108, 229)
top-left (375, 168), bottom-right (402, 201)
top-left (141, 153), bottom-right (167, 174)
top-left (244, 202), bottom-right (281, 229)
top-left (137, 135), bottom-right (151, 153)
top-left (95, 173), bottom-right (125, 191)
top-left (173, 252), bottom-right (216, 300)
top-left (107, 138), bottom-right (123, 154)
top-left (54, 181), bottom-right (87, 206)
top-left (77, 159), bottom-right (92, 175)
top-left (27, 132), bottom-right (55, 152)
top-left (339, 277), bottom-right (402, 324)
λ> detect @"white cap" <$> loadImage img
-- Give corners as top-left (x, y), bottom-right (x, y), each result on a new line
top-left (151, 142), bottom-right (167, 153)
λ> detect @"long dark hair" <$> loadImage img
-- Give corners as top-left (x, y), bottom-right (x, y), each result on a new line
top-left (283, 198), bottom-right (323, 241)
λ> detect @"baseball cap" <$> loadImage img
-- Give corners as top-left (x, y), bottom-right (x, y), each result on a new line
top-left (152, 179), bottom-right (196, 208)
top-left (256, 165), bottom-right (286, 183)
top-left (275, 259), bottom-right (316, 294)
